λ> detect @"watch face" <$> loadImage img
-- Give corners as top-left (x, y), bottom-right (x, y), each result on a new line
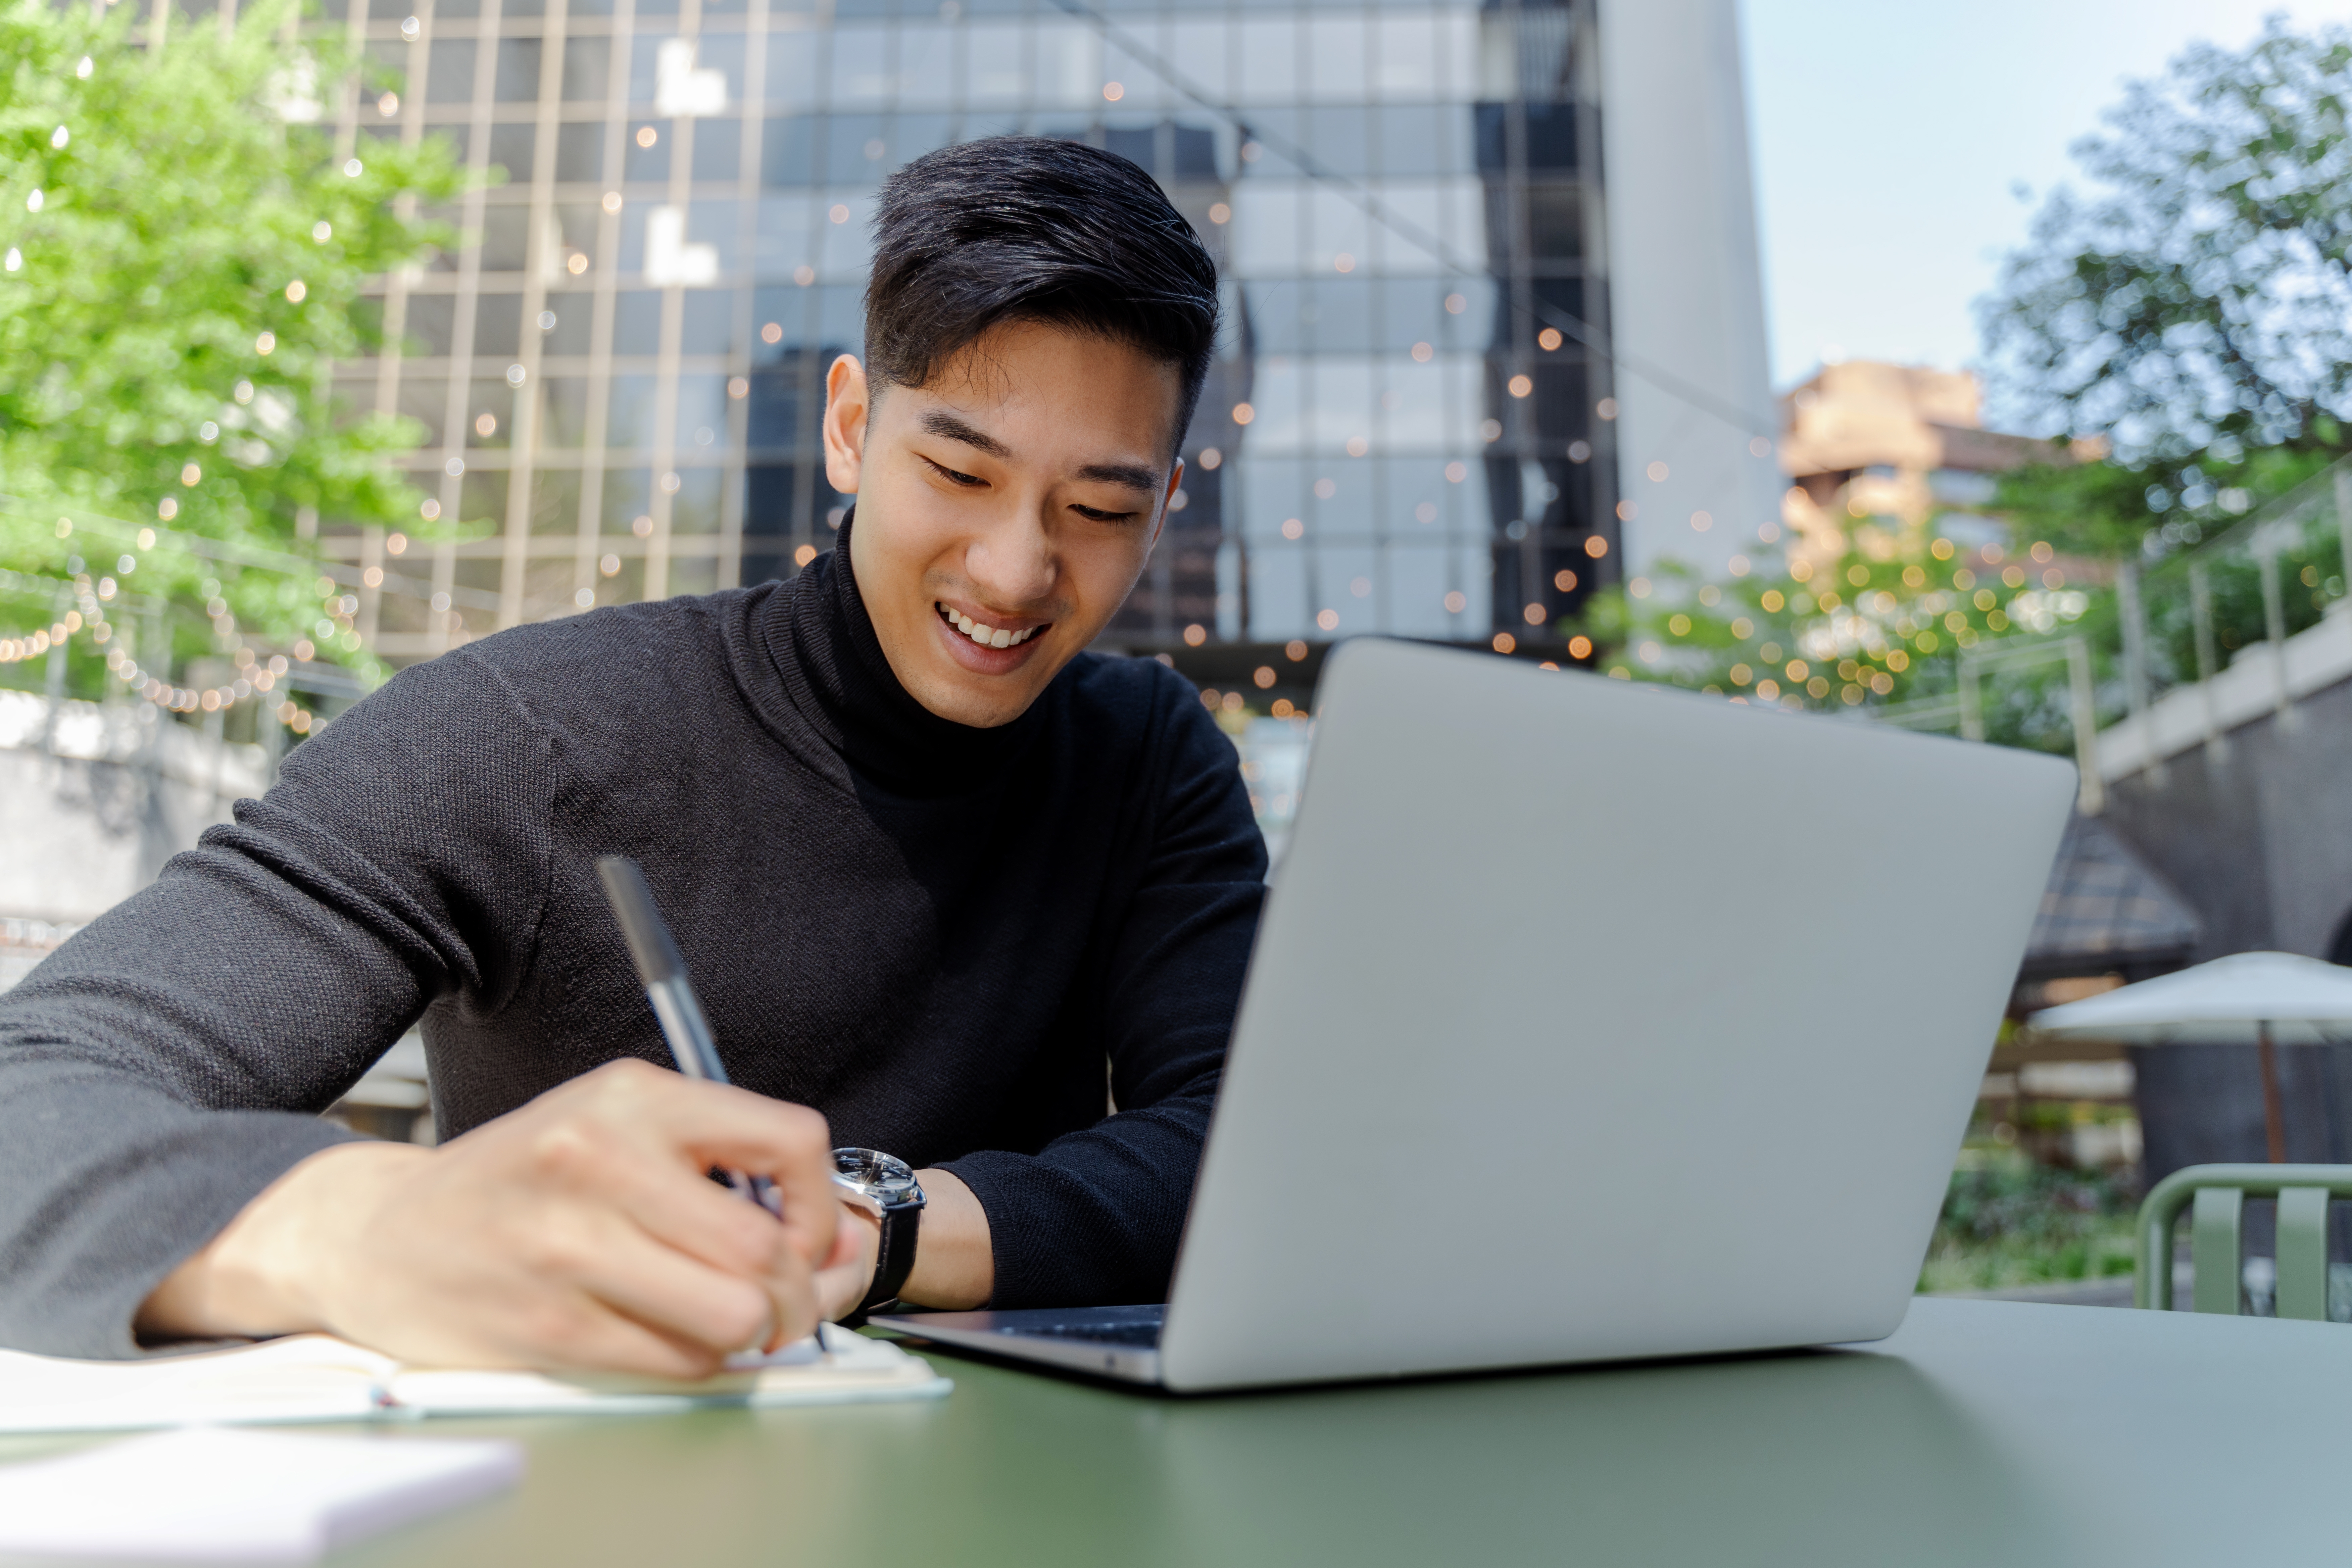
top-left (832, 1147), bottom-right (921, 1205)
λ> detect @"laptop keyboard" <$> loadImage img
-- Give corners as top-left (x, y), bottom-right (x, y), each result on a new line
top-left (1001, 1319), bottom-right (1164, 1348)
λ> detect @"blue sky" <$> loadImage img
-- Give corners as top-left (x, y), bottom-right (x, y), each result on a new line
top-left (1739, 0), bottom-right (2348, 402)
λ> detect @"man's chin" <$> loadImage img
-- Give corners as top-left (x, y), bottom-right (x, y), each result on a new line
top-left (903, 669), bottom-right (1047, 729)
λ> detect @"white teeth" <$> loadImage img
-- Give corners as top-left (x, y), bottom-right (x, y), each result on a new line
top-left (937, 602), bottom-right (1039, 650)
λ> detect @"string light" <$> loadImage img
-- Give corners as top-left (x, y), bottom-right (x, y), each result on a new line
top-left (0, 513), bottom-right (366, 733)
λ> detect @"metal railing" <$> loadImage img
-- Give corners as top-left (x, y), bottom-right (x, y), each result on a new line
top-left (2113, 455), bottom-right (2352, 754)
top-left (1862, 453), bottom-right (2352, 805)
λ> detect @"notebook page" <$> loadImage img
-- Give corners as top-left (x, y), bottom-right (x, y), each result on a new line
top-left (0, 1427), bottom-right (522, 1563)
top-left (387, 1327), bottom-right (952, 1416)
top-left (0, 1335), bottom-right (398, 1434)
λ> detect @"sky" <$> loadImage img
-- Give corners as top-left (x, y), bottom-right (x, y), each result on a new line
top-left (1738, 0), bottom-right (2352, 403)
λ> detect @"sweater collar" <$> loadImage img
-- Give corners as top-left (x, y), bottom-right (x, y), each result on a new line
top-left (761, 506), bottom-right (1048, 796)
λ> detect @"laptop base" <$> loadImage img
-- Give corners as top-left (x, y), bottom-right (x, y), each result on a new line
top-left (867, 1306), bottom-right (1166, 1385)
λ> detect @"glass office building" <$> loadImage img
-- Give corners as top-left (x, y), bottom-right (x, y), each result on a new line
top-left (331, 0), bottom-right (1617, 688)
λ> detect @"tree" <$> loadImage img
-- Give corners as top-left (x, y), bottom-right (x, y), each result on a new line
top-left (1583, 21), bottom-right (2352, 748)
top-left (1569, 519), bottom-right (2099, 756)
top-left (0, 0), bottom-right (461, 714)
top-left (1982, 20), bottom-right (2352, 531)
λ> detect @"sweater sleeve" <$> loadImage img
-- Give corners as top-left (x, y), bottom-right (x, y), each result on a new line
top-left (0, 652), bottom-right (558, 1358)
top-left (941, 687), bottom-right (1266, 1306)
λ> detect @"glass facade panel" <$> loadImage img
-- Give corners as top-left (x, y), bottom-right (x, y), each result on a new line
top-left (324, 0), bottom-right (1613, 664)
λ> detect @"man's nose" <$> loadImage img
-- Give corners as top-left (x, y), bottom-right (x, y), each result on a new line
top-left (965, 505), bottom-right (1058, 607)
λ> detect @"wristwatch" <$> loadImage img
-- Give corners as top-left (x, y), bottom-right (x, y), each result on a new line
top-left (831, 1148), bottom-right (926, 1323)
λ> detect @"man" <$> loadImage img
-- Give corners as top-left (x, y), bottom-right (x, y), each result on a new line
top-left (0, 137), bottom-right (1263, 1372)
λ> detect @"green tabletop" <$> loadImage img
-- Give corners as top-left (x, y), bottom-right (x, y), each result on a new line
top-left (12, 1298), bottom-right (2350, 1566)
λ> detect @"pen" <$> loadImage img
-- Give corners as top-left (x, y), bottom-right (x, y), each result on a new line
top-left (595, 854), bottom-right (781, 1216)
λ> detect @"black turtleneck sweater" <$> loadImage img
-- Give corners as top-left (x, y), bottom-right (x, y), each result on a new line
top-left (0, 526), bottom-right (1265, 1358)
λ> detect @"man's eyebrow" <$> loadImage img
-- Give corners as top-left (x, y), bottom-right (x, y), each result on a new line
top-left (1074, 461), bottom-right (1163, 493)
top-left (918, 408), bottom-right (1013, 458)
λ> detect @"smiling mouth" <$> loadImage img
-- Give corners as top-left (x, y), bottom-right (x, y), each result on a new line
top-left (936, 601), bottom-right (1047, 650)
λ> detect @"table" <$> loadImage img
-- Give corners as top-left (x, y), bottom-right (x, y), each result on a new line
top-left (28, 1299), bottom-right (2352, 1565)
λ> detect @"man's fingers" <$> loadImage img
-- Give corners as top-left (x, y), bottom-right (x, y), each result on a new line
top-left (557, 1214), bottom-right (796, 1359)
top-left (522, 1295), bottom-right (745, 1381)
top-left (814, 1208), bottom-right (881, 1322)
top-left (598, 1156), bottom-right (805, 1284)
top-left (583, 1062), bottom-right (842, 1270)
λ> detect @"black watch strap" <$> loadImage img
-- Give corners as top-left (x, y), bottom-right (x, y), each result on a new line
top-left (853, 1200), bottom-right (921, 1318)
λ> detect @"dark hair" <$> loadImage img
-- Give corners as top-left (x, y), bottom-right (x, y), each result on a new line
top-left (865, 136), bottom-right (1221, 453)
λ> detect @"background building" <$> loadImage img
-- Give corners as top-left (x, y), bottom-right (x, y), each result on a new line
top-left (1775, 359), bottom-right (2085, 574)
top-left (315, 0), bottom-right (1775, 699)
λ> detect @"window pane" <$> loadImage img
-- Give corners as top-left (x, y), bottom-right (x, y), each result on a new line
top-left (754, 196), bottom-right (817, 276)
top-left (816, 191), bottom-right (875, 281)
top-left (693, 118), bottom-right (743, 183)
top-left (963, 23), bottom-right (1024, 108)
top-left (487, 122), bottom-right (533, 182)
top-left (458, 470), bottom-right (504, 526)
top-left (676, 375), bottom-right (730, 452)
top-left (1032, 22), bottom-right (1096, 112)
top-left (672, 468), bottom-right (726, 535)
top-left (829, 27), bottom-right (890, 108)
top-left (529, 469), bottom-right (580, 535)
top-left (828, 113), bottom-right (889, 185)
top-left (473, 292), bottom-right (523, 355)
top-left (689, 199), bottom-right (740, 274)
top-left (404, 294), bottom-right (456, 356)
top-left (562, 37), bottom-right (610, 102)
top-left (1305, 16), bottom-right (1366, 104)
top-left (1235, 17), bottom-right (1297, 107)
top-left (680, 289), bottom-right (734, 355)
top-left (625, 121), bottom-right (671, 183)
top-left (764, 31), bottom-right (820, 110)
top-left (603, 468), bottom-right (653, 531)
top-left (1371, 14), bottom-right (1440, 99)
top-left (612, 292), bottom-right (663, 357)
top-left (699, 34), bottom-right (749, 104)
top-left (494, 38), bottom-right (541, 103)
top-left (1168, 18), bottom-right (1229, 104)
top-left (478, 207), bottom-right (530, 273)
top-left (541, 291), bottom-right (594, 357)
top-left (762, 115), bottom-right (818, 186)
top-left (605, 377), bottom-right (658, 450)
top-left (426, 40), bottom-right (477, 103)
top-left (464, 381), bottom-right (513, 448)
top-left (396, 373), bottom-right (447, 438)
top-left (555, 122), bottom-right (603, 184)
top-left (541, 378), bottom-right (591, 447)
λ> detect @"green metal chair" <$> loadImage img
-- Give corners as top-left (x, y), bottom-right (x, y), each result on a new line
top-left (2136, 1164), bottom-right (2352, 1318)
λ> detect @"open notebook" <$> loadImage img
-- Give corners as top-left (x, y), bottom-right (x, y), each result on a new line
top-left (0, 1327), bottom-right (949, 1434)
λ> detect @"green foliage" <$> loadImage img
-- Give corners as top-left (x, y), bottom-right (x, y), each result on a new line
top-left (1993, 446), bottom-right (2342, 571)
top-left (1568, 521), bottom-right (2096, 752)
top-left (1981, 19), bottom-right (2352, 494)
top-left (0, 0), bottom-right (462, 690)
top-left (1917, 1151), bottom-right (2138, 1295)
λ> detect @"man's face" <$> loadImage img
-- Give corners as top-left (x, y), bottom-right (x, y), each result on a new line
top-left (822, 321), bottom-right (1185, 728)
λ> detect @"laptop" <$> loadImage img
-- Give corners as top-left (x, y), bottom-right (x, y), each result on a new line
top-left (872, 638), bottom-right (2075, 1392)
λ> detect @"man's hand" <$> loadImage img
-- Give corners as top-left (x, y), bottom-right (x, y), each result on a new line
top-left (810, 1165), bottom-right (996, 1321)
top-left (816, 1204), bottom-right (881, 1322)
top-left (137, 1059), bottom-right (839, 1379)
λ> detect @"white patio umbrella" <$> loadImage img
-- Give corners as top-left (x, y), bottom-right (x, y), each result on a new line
top-left (2025, 951), bottom-right (2352, 1163)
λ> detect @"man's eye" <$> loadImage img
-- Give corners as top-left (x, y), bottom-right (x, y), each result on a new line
top-left (1072, 504), bottom-right (1140, 523)
top-left (922, 456), bottom-right (987, 487)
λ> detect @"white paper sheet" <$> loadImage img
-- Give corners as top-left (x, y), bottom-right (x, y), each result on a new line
top-left (0, 1328), bottom-right (950, 1433)
top-left (0, 1427), bottom-right (523, 1563)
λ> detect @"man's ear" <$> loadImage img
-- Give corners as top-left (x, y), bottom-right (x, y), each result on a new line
top-left (822, 355), bottom-right (869, 494)
top-left (1151, 457), bottom-right (1185, 553)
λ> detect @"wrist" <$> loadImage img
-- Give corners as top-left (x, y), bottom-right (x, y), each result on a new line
top-left (140, 1141), bottom-right (431, 1341)
top-left (898, 1167), bottom-right (992, 1311)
